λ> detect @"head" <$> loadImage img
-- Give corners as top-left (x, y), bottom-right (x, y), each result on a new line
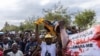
top-left (15, 37), bottom-right (21, 43)
top-left (45, 38), bottom-right (52, 45)
top-left (45, 34), bottom-right (53, 45)
top-left (66, 26), bottom-right (71, 30)
top-left (12, 43), bottom-right (18, 54)
top-left (3, 37), bottom-right (8, 44)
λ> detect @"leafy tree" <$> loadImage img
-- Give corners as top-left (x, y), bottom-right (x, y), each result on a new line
top-left (19, 17), bottom-right (35, 31)
top-left (19, 23), bottom-right (25, 31)
top-left (43, 2), bottom-right (71, 25)
top-left (74, 10), bottom-right (96, 30)
top-left (2, 22), bottom-right (10, 32)
top-left (2, 22), bottom-right (19, 32)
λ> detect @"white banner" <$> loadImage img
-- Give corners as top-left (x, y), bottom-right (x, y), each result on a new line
top-left (65, 25), bottom-right (100, 56)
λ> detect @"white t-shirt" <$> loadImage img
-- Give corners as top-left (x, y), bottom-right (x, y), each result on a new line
top-left (7, 50), bottom-right (23, 56)
top-left (3, 43), bottom-right (9, 51)
top-left (41, 42), bottom-right (56, 56)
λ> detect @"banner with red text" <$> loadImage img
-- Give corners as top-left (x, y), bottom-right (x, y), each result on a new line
top-left (65, 25), bottom-right (100, 56)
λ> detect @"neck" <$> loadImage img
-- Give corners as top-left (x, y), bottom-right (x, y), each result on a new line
top-left (46, 43), bottom-right (52, 45)
top-left (4, 43), bottom-right (8, 44)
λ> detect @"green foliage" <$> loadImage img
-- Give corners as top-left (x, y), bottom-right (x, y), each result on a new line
top-left (74, 9), bottom-right (96, 29)
top-left (2, 22), bottom-right (19, 32)
top-left (43, 2), bottom-right (71, 25)
top-left (19, 17), bottom-right (35, 31)
top-left (2, 17), bottom-right (36, 32)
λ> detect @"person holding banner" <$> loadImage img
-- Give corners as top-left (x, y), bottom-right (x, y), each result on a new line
top-left (64, 25), bottom-right (100, 56)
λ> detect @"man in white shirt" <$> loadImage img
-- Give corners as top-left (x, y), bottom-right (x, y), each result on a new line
top-left (3, 37), bottom-right (11, 51)
top-left (40, 34), bottom-right (56, 56)
top-left (7, 43), bottom-right (23, 56)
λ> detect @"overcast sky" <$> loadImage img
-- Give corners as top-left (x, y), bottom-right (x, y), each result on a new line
top-left (0, 0), bottom-right (100, 29)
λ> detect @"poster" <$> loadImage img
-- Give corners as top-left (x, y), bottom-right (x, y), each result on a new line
top-left (65, 25), bottom-right (100, 56)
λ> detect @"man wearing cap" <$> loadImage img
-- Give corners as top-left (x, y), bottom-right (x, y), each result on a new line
top-left (34, 23), bottom-right (57, 56)
top-left (41, 34), bottom-right (56, 56)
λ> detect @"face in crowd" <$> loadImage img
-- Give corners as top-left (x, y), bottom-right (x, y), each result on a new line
top-left (44, 34), bottom-right (53, 45)
top-left (12, 43), bottom-right (18, 54)
top-left (45, 38), bottom-right (52, 45)
top-left (15, 37), bottom-right (21, 43)
top-left (3, 37), bottom-right (8, 44)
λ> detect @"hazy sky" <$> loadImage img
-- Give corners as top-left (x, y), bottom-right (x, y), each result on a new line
top-left (0, 0), bottom-right (100, 29)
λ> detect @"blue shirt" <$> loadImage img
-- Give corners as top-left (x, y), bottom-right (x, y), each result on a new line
top-left (25, 42), bottom-right (38, 53)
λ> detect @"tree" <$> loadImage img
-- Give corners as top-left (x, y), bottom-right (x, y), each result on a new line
top-left (19, 23), bottom-right (24, 31)
top-left (43, 2), bottom-right (71, 25)
top-left (19, 17), bottom-right (36, 31)
top-left (2, 22), bottom-right (10, 32)
top-left (1, 22), bottom-right (19, 32)
top-left (74, 10), bottom-right (96, 30)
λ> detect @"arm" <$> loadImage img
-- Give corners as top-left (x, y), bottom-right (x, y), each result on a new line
top-left (59, 21), bottom-right (69, 49)
top-left (35, 24), bottom-right (42, 45)
top-left (32, 45), bottom-right (41, 56)
top-left (54, 22), bottom-right (63, 56)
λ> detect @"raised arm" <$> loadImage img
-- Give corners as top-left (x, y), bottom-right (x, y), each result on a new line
top-left (59, 21), bottom-right (69, 49)
top-left (35, 24), bottom-right (42, 45)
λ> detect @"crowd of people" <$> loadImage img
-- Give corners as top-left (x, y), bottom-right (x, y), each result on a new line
top-left (0, 30), bottom-right (39, 56)
top-left (0, 21), bottom-right (78, 56)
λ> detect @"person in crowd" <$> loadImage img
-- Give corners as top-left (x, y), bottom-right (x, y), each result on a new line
top-left (66, 26), bottom-right (78, 35)
top-left (66, 26), bottom-right (73, 35)
top-left (19, 33), bottom-right (24, 42)
top-left (38, 33), bottom-right (57, 56)
top-left (15, 37), bottom-right (25, 53)
top-left (0, 37), bottom-right (11, 51)
top-left (23, 32), bottom-right (31, 45)
top-left (71, 26), bottom-right (78, 34)
top-left (8, 34), bottom-right (15, 45)
top-left (7, 43), bottom-right (23, 56)
top-left (25, 37), bottom-right (38, 56)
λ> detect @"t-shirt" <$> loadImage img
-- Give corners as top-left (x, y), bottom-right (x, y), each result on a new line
top-left (25, 42), bottom-right (38, 56)
top-left (41, 42), bottom-right (56, 56)
top-left (25, 42), bottom-right (37, 53)
top-left (0, 43), bottom-right (11, 51)
top-left (7, 50), bottom-right (23, 56)
top-left (3, 44), bottom-right (9, 51)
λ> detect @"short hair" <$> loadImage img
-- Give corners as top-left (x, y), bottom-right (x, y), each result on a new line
top-left (11, 43), bottom-right (18, 48)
